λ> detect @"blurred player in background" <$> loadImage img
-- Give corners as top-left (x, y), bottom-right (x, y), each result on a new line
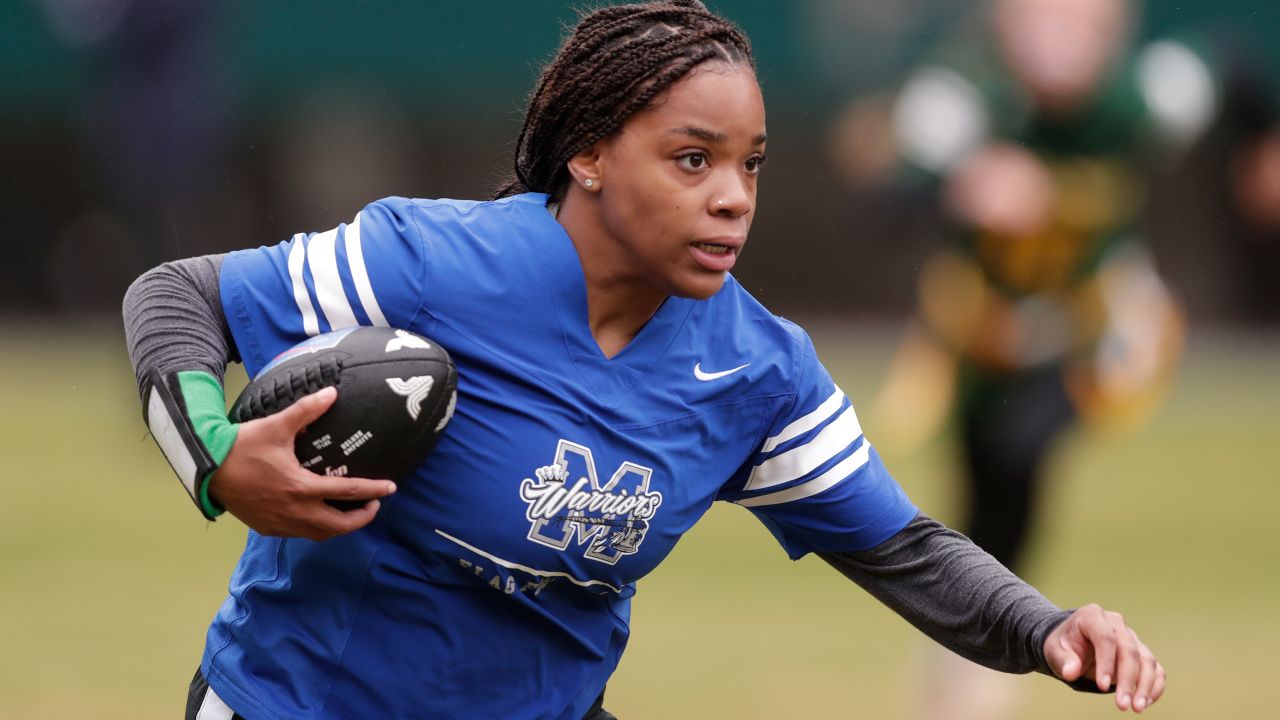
top-left (832, 0), bottom-right (1280, 716)
top-left (37, 0), bottom-right (235, 309)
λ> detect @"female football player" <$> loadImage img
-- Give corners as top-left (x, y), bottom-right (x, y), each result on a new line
top-left (124, 2), bottom-right (1164, 718)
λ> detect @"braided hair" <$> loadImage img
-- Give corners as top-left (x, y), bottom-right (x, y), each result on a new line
top-left (493, 0), bottom-right (754, 200)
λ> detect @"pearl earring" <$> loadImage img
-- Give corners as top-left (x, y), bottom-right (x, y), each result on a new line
top-left (584, 179), bottom-right (594, 189)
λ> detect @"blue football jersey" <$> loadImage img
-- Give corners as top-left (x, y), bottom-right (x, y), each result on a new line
top-left (212, 192), bottom-right (917, 720)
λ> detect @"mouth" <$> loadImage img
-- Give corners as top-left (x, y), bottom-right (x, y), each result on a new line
top-left (691, 241), bottom-right (735, 255)
top-left (688, 238), bottom-right (743, 272)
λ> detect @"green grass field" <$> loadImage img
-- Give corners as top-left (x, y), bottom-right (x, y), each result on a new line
top-left (2, 321), bottom-right (1275, 719)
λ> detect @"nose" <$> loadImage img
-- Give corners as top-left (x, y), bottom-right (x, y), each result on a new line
top-left (709, 174), bottom-right (753, 218)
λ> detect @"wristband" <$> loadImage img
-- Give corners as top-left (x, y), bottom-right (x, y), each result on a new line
top-left (143, 370), bottom-right (239, 519)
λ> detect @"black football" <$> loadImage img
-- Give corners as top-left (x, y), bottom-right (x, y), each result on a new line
top-left (229, 326), bottom-right (457, 497)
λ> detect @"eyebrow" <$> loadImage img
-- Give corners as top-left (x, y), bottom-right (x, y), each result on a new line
top-left (668, 126), bottom-right (767, 146)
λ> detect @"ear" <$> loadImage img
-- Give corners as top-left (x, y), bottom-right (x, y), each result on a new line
top-left (566, 142), bottom-right (604, 192)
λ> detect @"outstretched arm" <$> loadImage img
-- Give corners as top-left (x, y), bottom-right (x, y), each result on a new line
top-left (123, 256), bottom-right (395, 538)
top-left (819, 512), bottom-right (1165, 712)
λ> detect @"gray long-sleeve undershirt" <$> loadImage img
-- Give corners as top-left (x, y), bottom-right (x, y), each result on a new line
top-left (819, 516), bottom-right (1070, 676)
top-left (122, 254), bottom-right (237, 399)
top-left (121, 255), bottom-right (1072, 679)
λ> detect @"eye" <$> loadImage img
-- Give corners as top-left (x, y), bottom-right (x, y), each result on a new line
top-left (677, 152), bottom-right (708, 171)
top-left (745, 154), bottom-right (766, 175)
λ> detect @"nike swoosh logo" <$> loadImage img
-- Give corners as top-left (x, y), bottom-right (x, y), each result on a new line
top-left (694, 362), bottom-right (750, 381)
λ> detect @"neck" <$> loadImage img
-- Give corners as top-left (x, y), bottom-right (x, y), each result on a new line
top-left (555, 194), bottom-right (667, 359)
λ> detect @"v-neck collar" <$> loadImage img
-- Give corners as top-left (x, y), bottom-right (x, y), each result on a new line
top-left (518, 193), bottom-right (695, 399)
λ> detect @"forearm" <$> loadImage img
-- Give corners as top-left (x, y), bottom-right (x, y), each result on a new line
top-left (819, 512), bottom-right (1069, 675)
top-left (123, 254), bottom-right (240, 518)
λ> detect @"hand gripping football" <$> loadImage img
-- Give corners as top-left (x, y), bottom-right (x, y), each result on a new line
top-left (229, 327), bottom-right (457, 485)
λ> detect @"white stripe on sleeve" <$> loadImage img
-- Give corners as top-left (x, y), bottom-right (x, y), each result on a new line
top-left (287, 234), bottom-right (320, 336)
top-left (737, 439), bottom-right (872, 508)
top-left (344, 211), bottom-right (389, 327)
top-left (745, 403), bottom-right (864, 491)
top-left (761, 387), bottom-right (844, 453)
top-left (307, 228), bottom-right (359, 331)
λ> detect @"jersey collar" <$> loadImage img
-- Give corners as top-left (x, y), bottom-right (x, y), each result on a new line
top-left (518, 193), bottom-right (695, 399)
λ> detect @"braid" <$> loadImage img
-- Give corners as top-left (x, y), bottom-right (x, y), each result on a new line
top-left (493, 1), bottom-right (754, 200)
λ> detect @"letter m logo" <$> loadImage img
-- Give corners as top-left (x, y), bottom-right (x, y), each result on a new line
top-left (520, 439), bottom-right (660, 565)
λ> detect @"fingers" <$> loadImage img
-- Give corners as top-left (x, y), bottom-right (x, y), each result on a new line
top-left (1066, 604), bottom-right (1166, 713)
top-left (1054, 634), bottom-right (1083, 681)
top-left (217, 458), bottom-right (395, 540)
top-left (306, 475), bottom-right (398, 503)
top-left (1108, 613), bottom-right (1141, 711)
top-left (215, 386), bottom-right (396, 541)
top-left (1150, 661), bottom-right (1167, 705)
top-left (272, 386), bottom-right (338, 435)
top-left (299, 499), bottom-right (383, 541)
top-left (1072, 605), bottom-right (1119, 695)
top-left (1049, 604), bottom-right (1165, 713)
top-left (263, 488), bottom-right (387, 541)
top-left (1130, 632), bottom-right (1163, 713)
top-left (1042, 622), bottom-right (1085, 682)
top-left (275, 473), bottom-right (395, 540)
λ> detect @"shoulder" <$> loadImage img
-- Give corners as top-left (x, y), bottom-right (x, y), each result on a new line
top-left (692, 277), bottom-right (817, 390)
top-left (365, 192), bottom-right (551, 238)
top-left (358, 193), bottom-right (559, 280)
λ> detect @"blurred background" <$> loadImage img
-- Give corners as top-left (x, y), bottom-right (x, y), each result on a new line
top-left (2, 1), bottom-right (1276, 718)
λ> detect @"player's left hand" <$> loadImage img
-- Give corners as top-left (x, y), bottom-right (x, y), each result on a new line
top-left (1044, 603), bottom-right (1166, 712)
